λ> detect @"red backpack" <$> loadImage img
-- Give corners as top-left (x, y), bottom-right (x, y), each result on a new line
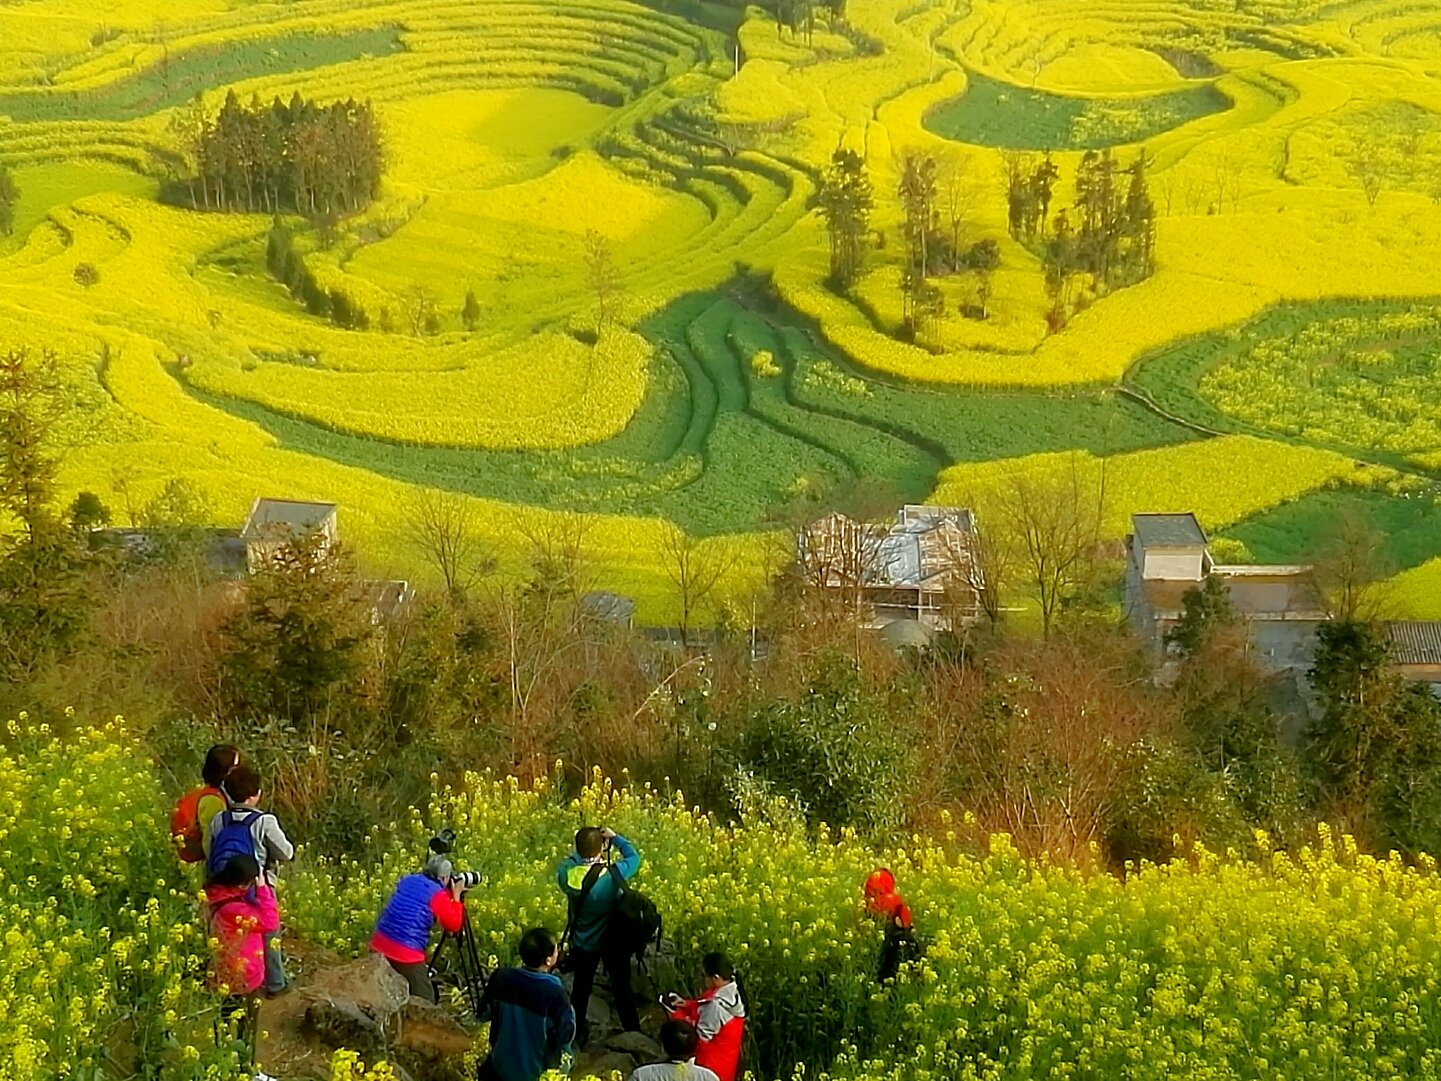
top-left (170, 785), bottom-right (222, 863)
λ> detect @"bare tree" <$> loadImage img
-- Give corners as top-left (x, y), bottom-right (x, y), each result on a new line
top-left (660, 524), bottom-right (737, 646)
top-left (402, 488), bottom-right (493, 599)
top-left (1212, 150), bottom-right (1243, 214)
top-left (403, 284), bottom-right (438, 337)
top-left (948, 507), bottom-right (1015, 627)
top-left (1346, 139), bottom-right (1386, 209)
top-left (583, 229), bottom-right (622, 336)
top-left (997, 460), bottom-right (1104, 637)
top-left (517, 510), bottom-right (594, 611)
top-left (941, 155), bottom-right (974, 272)
top-left (1311, 507), bottom-right (1393, 622)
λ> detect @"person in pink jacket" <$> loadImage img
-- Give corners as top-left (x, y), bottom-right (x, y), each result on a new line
top-left (205, 852), bottom-right (279, 1071)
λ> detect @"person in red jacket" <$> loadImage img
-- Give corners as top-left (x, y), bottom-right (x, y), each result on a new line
top-left (863, 868), bottom-right (918, 981)
top-left (664, 951), bottom-right (746, 1081)
top-left (370, 851), bottom-right (467, 1000)
top-left (205, 853), bottom-right (279, 1072)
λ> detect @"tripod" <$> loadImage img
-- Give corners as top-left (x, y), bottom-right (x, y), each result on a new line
top-left (428, 905), bottom-right (490, 1019)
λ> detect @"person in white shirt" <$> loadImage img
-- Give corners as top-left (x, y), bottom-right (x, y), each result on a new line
top-left (630, 1021), bottom-right (720, 1081)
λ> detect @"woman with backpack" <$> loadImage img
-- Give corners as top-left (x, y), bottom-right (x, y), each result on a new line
top-left (170, 744), bottom-right (242, 865)
top-left (208, 763), bottom-right (294, 997)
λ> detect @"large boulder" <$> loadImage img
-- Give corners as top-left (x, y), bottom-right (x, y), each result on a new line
top-left (604, 1030), bottom-right (663, 1063)
top-left (395, 997), bottom-right (475, 1060)
top-left (304, 998), bottom-right (387, 1056)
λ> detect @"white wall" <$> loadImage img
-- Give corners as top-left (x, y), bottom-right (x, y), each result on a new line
top-left (1142, 549), bottom-right (1205, 581)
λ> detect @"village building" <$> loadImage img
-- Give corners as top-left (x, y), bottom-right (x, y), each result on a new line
top-left (241, 497), bottom-right (339, 572)
top-left (1124, 512), bottom-right (1328, 674)
top-left (1385, 622), bottom-right (1441, 698)
top-left (798, 504), bottom-right (982, 629)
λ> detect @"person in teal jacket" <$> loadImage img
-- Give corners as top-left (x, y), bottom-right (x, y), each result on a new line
top-left (556, 825), bottom-right (641, 1047)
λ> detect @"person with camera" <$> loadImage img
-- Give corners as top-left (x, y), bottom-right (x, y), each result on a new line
top-left (630, 1020), bottom-right (720, 1081)
top-left (371, 847), bottom-right (467, 1000)
top-left (556, 824), bottom-right (641, 1046)
top-left (477, 927), bottom-right (576, 1081)
top-left (663, 951), bottom-right (746, 1081)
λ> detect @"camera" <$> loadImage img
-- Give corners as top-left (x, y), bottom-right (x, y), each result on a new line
top-left (428, 829), bottom-right (482, 890)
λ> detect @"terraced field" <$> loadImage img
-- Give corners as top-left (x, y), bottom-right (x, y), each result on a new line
top-left (4, 0), bottom-right (1441, 617)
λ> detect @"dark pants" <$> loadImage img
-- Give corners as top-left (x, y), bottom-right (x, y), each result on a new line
top-left (569, 942), bottom-right (638, 1043)
top-left (386, 957), bottom-right (437, 1002)
top-left (218, 995), bottom-right (260, 1068)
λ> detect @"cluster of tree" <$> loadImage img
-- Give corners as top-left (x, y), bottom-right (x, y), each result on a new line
top-left (1004, 149), bottom-right (1156, 331)
top-left (264, 221), bottom-right (369, 330)
top-left (818, 148), bottom-right (1000, 340)
top-left (169, 90), bottom-right (383, 218)
top-left (0, 164), bottom-right (17, 237)
top-left (769, 0), bottom-right (848, 42)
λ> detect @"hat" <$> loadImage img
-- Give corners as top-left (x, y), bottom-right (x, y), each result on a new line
top-left (864, 868), bottom-right (896, 904)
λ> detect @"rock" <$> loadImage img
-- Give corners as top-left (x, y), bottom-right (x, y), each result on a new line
top-left (574, 1050), bottom-right (639, 1080)
top-left (304, 998), bottom-right (386, 1054)
top-left (305, 953), bottom-right (410, 1025)
top-left (395, 998), bottom-right (475, 1060)
top-left (604, 1030), bottom-right (662, 1062)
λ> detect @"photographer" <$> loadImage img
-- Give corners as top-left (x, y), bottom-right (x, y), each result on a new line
top-left (477, 927), bottom-right (576, 1081)
top-left (663, 951), bottom-right (746, 1081)
top-left (556, 825), bottom-right (641, 1046)
top-left (371, 848), bottom-right (466, 1000)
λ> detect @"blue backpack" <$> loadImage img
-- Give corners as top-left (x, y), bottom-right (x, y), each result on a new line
top-left (207, 808), bottom-right (263, 878)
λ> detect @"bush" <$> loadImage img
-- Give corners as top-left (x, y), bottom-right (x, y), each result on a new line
top-left (736, 654), bottom-right (914, 835)
top-left (0, 716), bottom-right (245, 1078)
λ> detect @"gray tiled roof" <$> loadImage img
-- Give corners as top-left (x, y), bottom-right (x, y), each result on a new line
top-left (1132, 513), bottom-right (1207, 549)
top-left (1387, 621), bottom-right (1441, 665)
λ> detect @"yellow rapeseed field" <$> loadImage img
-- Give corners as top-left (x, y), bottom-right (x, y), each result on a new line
top-left (1, 0), bottom-right (1439, 613)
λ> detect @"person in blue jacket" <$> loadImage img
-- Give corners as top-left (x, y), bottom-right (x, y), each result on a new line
top-left (556, 825), bottom-right (641, 1047)
top-left (478, 927), bottom-right (576, 1081)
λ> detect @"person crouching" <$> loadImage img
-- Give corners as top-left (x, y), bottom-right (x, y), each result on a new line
top-left (664, 951), bottom-right (746, 1081)
top-left (371, 851), bottom-right (466, 1001)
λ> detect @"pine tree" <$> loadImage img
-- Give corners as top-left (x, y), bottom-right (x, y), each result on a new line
top-left (0, 162), bottom-right (20, 237)
top-left (817, 147), bottom-right (873, 290)
top-left (461, 288), bottom-right (482, 333)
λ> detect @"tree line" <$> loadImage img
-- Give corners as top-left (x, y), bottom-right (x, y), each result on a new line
top-left (818, 146), bottom-right (1001, 342)
top-left (1004, 148), bottom-right (1156, 331)
top-left (168, 90), bottom-right (383, 217)
top-left (817, 144), bottom-right (1156, 344)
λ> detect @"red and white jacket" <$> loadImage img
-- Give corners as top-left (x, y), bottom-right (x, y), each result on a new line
top-left (671, 980), bottom-right (746, 1081)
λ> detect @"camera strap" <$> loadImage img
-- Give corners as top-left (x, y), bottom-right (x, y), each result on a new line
top-left (560, 862), bottom-right (606, 954)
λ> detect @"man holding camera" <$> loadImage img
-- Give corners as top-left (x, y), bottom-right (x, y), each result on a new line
top-left (371, 847), bottom-right (467, 1000)
top-left (556, 825), bottom-right (641, 1046)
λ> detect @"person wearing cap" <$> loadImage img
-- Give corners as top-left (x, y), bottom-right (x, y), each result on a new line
top-left (863, 868), bottom-right (917, 981)
top-left (371, 851), bottom-right (467, 1000)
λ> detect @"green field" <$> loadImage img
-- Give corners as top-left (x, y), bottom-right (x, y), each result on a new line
top-left (200, 286), bottom-right (1194, 534)
top-left (923, 69), bottom-right (1230, 149)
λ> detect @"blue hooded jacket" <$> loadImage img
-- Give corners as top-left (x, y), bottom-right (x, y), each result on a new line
top-left (555, 834), bottom-right (640, 954)
top-left (481, 966), bottom-right (576, 1081)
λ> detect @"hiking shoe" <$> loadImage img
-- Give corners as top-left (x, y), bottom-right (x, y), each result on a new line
top-left (262, 985), bottom-right (293, 1000)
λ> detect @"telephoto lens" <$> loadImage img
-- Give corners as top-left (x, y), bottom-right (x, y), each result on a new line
top-left (452, 869), bottom-right (483, 890)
